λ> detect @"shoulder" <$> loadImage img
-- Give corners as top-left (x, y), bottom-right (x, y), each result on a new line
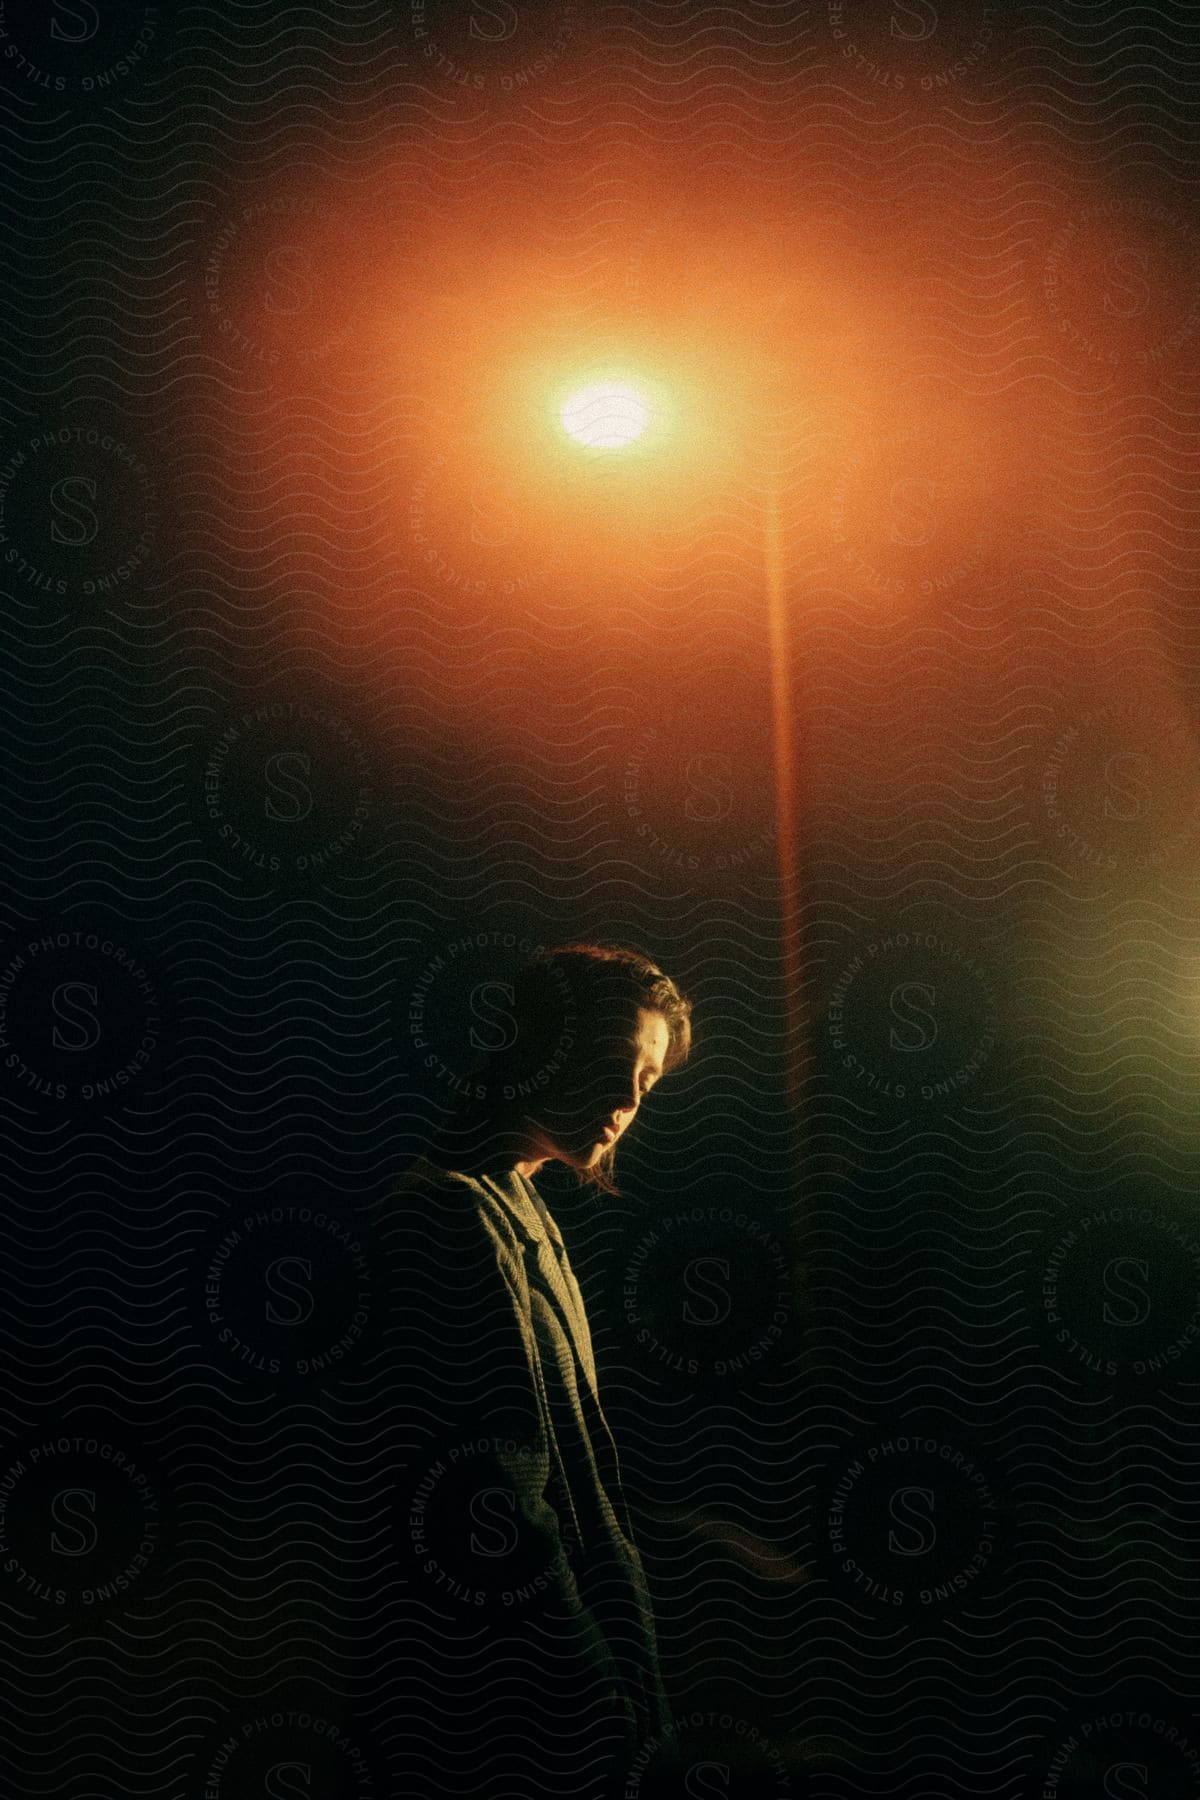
top-left (371, 1155), bottom-right (524, 1266)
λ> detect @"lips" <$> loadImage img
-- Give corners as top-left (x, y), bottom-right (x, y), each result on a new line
top-left (598, 1123), bottom-right (618, 1144)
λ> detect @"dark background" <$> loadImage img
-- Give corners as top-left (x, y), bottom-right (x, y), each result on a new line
top-left (2, 1), bottom-right (1199, 1794)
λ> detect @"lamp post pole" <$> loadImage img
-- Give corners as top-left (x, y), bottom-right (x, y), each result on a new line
top-left (763, 461), bottom-right (809, 1126)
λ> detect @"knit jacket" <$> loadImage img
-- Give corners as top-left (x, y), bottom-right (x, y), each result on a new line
top-left (373, 1154), bottom-right (678, 1797)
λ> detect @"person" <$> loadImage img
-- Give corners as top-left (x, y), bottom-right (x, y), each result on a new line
top-left (376, 942), bottom-right (694, 1798)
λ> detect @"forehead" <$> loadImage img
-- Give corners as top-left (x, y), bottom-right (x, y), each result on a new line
top-left (634, 1008), bottom-right (670, 1061)
top-left (589, 1005), bottom-right (669, 1062)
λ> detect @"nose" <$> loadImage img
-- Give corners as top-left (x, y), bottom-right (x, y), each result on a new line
top-left (610, 1085), bottom-right (641, 1127)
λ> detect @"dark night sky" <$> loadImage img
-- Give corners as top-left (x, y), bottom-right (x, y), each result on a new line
top-left (2, 2), bottom-right (1200, 1795)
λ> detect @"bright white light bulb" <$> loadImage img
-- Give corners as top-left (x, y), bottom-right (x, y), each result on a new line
top-left (560, 381), bottom-right (649, 449)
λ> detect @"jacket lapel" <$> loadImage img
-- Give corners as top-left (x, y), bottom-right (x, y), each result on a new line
top-left (480, 1169), bottom-right (638, 1545)
top-left (481, 1171), bottom-right (600, 1403)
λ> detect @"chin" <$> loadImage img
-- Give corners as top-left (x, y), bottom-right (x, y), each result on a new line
top-left (563, 1138), bottom-right (610, 1171)
top-left (542, 1130), bottom-right (618, 1172)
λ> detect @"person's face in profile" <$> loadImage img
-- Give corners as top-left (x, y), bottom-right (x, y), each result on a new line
top-left (524, 1005), bottom-right (670, 1172)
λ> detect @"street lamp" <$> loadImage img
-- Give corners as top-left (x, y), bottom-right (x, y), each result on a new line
top-left (560, 381), bottom-right (650, 449)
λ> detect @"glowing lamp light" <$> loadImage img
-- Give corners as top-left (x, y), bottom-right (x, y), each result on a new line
top-left (559, 380), bottom-right (650, 449)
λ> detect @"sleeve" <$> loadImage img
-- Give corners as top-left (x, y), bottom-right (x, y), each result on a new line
top-left (383, 1177), bottom-right (640, 1794)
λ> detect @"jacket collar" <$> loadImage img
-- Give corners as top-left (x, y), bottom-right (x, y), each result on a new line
top-left (406, 1152), bottom-right (575, 1267)
top-left (408, 1154), bottom-right (562, 1247)
top-left (478, 1166), bottom-right (564, 1248)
